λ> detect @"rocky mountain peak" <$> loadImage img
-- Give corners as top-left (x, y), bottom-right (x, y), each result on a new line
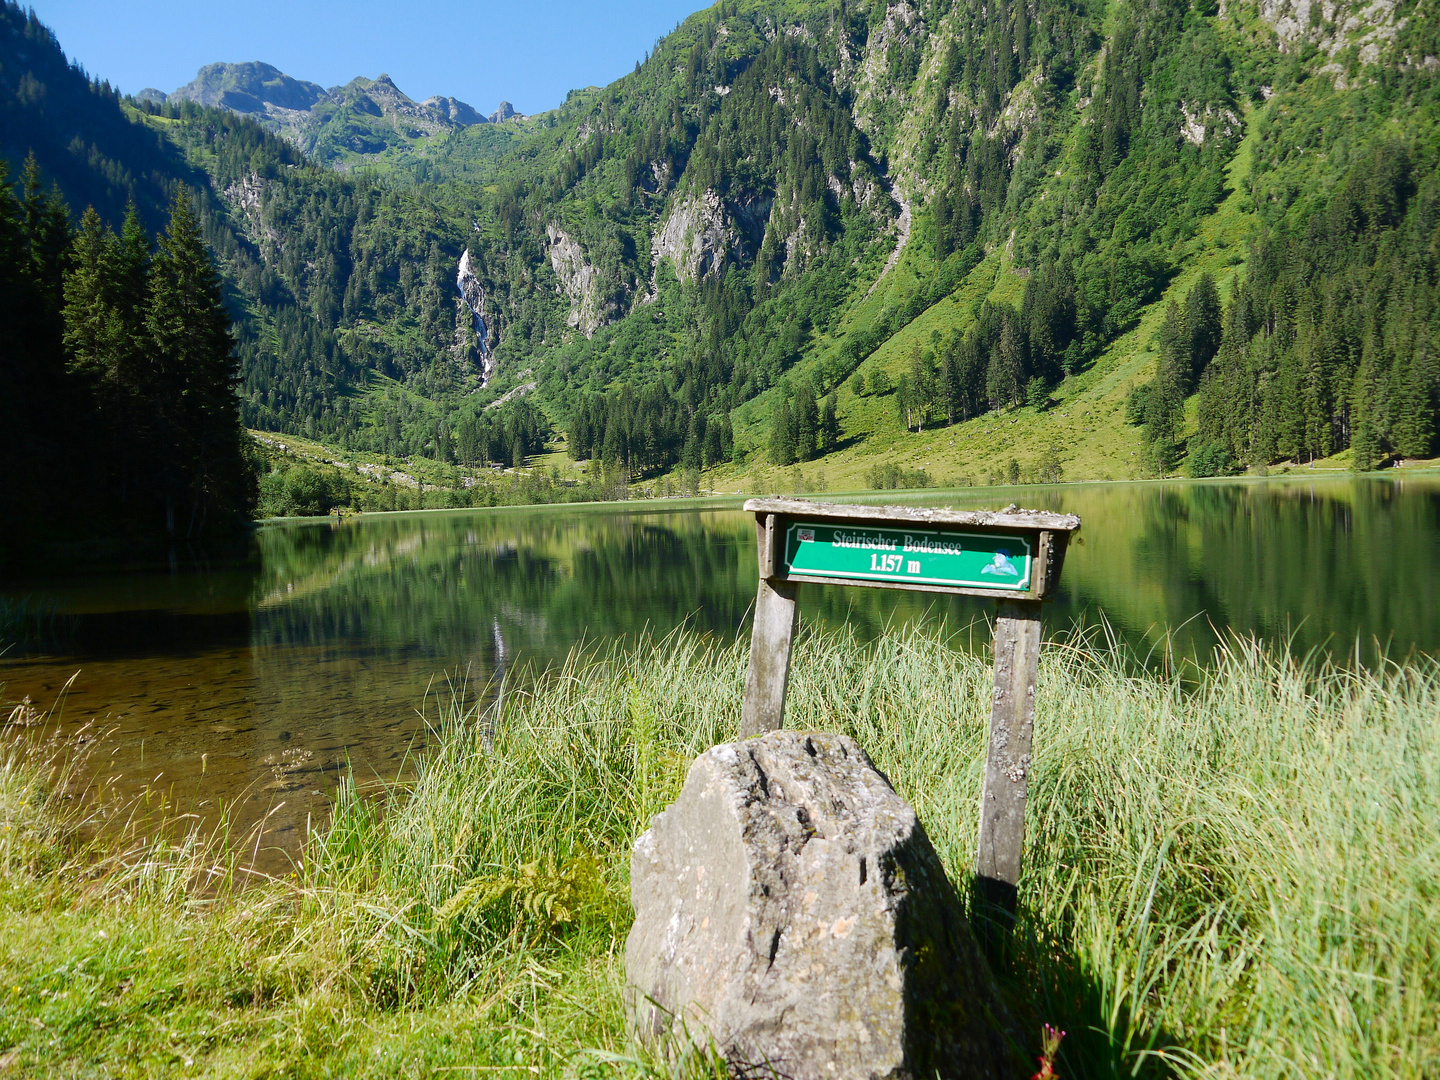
top-left (168, 61), bottom-right (330, 115)
top-left (423, 95), bottom-right (485, 126)
top-left (162, 58), bottom-right (511, 166)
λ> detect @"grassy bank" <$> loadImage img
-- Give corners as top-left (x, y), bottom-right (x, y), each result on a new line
top-left (3, 628), bottom-right (1438, 1077)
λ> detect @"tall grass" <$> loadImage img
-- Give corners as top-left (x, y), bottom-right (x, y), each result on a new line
top-left (0, 595), bottom-right (76, 653)
top-left (2, 627), bottom-right (1437, 1077)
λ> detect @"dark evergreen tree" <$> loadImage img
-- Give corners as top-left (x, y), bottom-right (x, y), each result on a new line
top-left (795, 385), bottom-right (819, 461)
top-left (1184, 273), bottom-right (1222, 386)
top-left (144, 191), bottom-right (255, 536)
top-left (819, 393), bottom-right (839, 455)
top-left (771, 396), bottom-right (796, 466)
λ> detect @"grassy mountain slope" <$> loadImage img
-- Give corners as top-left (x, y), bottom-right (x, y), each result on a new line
top-left (415, 0), bottom-right (1436, 484)
top-left (3, 0), bottom-right (1436, 489)
top-left (774, 103), bottom-right (1266, 488)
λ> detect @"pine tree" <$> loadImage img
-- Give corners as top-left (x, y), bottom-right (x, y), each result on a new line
top-left (795, 386), bottom-right (819, 459)
top-left (20, 152), bottom-right (70, 330)
top-left (1154, 300), bottom-right (1187, 390)
top-left (683, 411), bottom-right (705, 469)
top-left (0, 160), bottom-right (52, 550)
top-left (145, 191), bottom-right (254, 536)
top-left (771, 397), bottom-right (796, 466)
top-left (1144, 364), bottom-right (1185, 475)
top-left (1184, 273), bottom-right (1222, 385)
top-left (62, 207), bottom-right (125, 384)
top-left (987, 315), bottom-right (1025, 409)
top-left (1350, 336), bottom-right (1387, 470)
top-left (819, 393), bottom-right (839, 455)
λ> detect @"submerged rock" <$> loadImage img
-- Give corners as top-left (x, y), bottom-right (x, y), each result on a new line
top-left (626, 730), bottom-right (1019, 1080)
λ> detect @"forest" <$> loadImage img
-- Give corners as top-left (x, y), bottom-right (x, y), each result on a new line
top-left (0, 156), bottom-right (255, 557)
top-left (3, 0), bottom-right (1438, 526)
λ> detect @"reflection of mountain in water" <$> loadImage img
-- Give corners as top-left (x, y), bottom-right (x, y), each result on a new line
top-left (1063, 479), bottom-right (1440, 663)
top-left (250, 510), bottom-right (762, 668)
top-left (249, 480), bottom-right (1440, 677)
top-left (5, 478), bottom-right (1439, 872)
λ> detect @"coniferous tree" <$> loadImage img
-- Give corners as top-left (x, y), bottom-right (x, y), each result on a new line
top-left (0, 160), bottom-right (57, 549)
top-left (1153, 300), bottom-right (1187, 391)
top-left (1184, 273), bottom-right (1222, 385)
top-left (683, 411), bottom-right (705, 469)
top-left (144, 191), bottom-right (255, 536)
top-left (20, 153), bottom-right (70, 330)
top-left (1392, 337), bottom-right (1438, 458)
top-left (819, 393), bottom-right (839, 455)
top-left (62, 207), bottom-right (125, 385)
top-left (987, 314), bottom-right (1025, 409)
top-left (771, 396), bottom-right (796, 466)
top-left (795, 386), bottom-right (819, 460)
top-left (702, 414), bottom-right (723, 468)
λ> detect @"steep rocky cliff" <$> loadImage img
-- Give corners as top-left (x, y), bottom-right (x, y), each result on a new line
top-left (544, 226), bottom-right (619, 337)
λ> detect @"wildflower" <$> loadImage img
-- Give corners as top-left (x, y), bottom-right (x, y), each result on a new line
top-left (1033, 1023), bottom-right (1065, 1080)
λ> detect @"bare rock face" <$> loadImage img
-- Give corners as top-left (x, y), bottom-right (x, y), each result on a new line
top-left (545, 225), bottom-right (614, 337)
top-left (651, 190), bottom-right (732, 283)
top-left (424, 95), bottom-right (485, 126)
top-left (489, 100), bottom-right (522, 123)
top-left (626, 731), bottom-right (1019, 1080)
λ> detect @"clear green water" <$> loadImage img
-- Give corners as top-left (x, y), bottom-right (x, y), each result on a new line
top-left (3, 473), bottom-right (1438, 860)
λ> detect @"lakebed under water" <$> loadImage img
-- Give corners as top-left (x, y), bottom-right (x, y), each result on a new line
top-left (4, 473), bottom-right (1438, 864)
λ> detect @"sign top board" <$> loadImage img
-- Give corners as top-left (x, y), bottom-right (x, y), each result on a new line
top-left (742, 497), bottom-right (1082, 534)
top-left (743, 497), bottom-right (1081, 602)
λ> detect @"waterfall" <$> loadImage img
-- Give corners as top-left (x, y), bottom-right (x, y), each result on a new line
top-left (456, 248), bottom-right (496, 385)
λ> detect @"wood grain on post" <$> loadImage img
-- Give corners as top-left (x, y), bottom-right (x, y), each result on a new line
top-left (740, 514), bottom-right (801, 738)
top-left (975, 599), bottom-right (1043, 912)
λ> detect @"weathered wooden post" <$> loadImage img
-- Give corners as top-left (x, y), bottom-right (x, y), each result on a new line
top-left (739, 497), bottom-right (1079, 914)
top-left (740, 513), bottom-right (802, 737)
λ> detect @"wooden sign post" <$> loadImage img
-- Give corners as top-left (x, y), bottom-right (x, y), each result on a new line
top-left (739, 498), bottom-right (1081, 914)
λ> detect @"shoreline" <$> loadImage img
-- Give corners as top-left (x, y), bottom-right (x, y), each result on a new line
top-left (4, 626), bottom-right (1437, 1076)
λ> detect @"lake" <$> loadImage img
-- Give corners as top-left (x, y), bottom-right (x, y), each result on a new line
top-left (4, 473), bottom-right (1439, 863)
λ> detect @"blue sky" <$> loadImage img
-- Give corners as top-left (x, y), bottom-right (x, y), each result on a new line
top-left (29, 0), bottom-right (707, 115)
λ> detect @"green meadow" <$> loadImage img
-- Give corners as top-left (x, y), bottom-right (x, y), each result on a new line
top-left (3, 626), bottom-right (1437, 1077)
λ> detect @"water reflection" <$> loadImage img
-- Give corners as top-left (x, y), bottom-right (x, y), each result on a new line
top-left (3, 474), bottom-right (1438, 864)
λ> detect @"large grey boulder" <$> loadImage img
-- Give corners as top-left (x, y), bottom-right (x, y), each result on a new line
top-left (626, 731), bottom-right (1020, 1080)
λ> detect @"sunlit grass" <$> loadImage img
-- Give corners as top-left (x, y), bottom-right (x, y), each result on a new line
top-left (2, 627), bottom-right (1437, 1077)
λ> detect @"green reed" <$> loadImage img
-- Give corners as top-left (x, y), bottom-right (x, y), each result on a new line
top-left (2, 626), bottom-right (1437, 1077)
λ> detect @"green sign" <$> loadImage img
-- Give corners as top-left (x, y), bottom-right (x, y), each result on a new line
top-left (781, 521), bottom-right (1033, 591)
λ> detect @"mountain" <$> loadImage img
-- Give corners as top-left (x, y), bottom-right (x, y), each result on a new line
top-left (169, 60), bottom-right (328, 113)
top-left (0, 5), bottom-right (203, 231)
top-left (2, 0), bottom-right (1437, 490)
top-left (425, 95), bottom-right (486, 125)
top-left (162, 61), bottom-right (524, 169)
top-left (374, 0), bottom-right (1439, 482)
